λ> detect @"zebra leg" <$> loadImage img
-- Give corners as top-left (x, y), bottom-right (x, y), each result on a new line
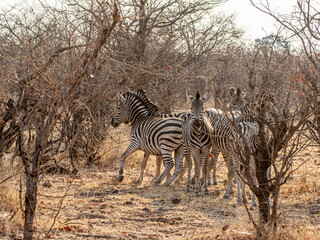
top-left (225, 153), bottom-right (235, 196)
top-left (192, 150), bottom-right (201, 195)
top-left (184, 149), bottom-right (192, 191)
top-left (240, 172), bottom-right (249, 204)
top-left (153, 152), bottom-right (174, 185)
top-left (118, 143), bottom-right (139, 182)
top-left (235, 170), bottom-right (243, 204)
top-left (208, 148), bottom-right (219, 186)
top-left (163, 145), bottom-right (184, 186)
top-left (249, 158), bottom-right (258, 207)
top-left (232, 155), bottom-right (244, 204)
top-left (251, 193), bottom-right (272, 208)
top-left (252, 194), bottom-right (257, 207)
top-left (223, 154), bottom-right (235, 199)
top-left (174, 156), bottom-right (187, 185)
top-left (269, 196), bottom-right (273, 208)
top-left (202, 153), bottom-right (210, 195)
top-left (150, 156), bottom-right (162, 184)
top-left (136, 153), bottom-right (150, 184)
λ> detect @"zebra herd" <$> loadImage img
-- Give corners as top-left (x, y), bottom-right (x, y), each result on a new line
top-left (111, 88), bottom-right (274, 207)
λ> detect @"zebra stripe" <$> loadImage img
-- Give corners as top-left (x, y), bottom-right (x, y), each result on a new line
top-left (111, 91), bottom-right (184, 186)
top-left (229, 87), bottom-right (274, 207)
top-left (182, 92), bottom-right (213, 195)
top-left (132, 89), bottom-right (188, 183)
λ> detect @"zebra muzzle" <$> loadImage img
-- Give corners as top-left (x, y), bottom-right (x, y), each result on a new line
top-left (193, 119), bottom-right (201, 128)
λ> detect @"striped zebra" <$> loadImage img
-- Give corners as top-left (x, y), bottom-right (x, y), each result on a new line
top-left (111, 91), bottom-right (184, 186)
top-left (132, 89), bottom-right (188, 184)
top-left (206, 108), bottom-right (241, 186)
top-left (134, 89), bottom-right (232, 187)
top-left (134, 89), bottom-right (217, 189)
top-left (182, 91), bottom-right (213, 195)
top-left (205, 110), bottom-right (240, 200)
top-left (228, 87), bottom-right (274, 207)
top-left (132, 89), bottom-right (239, 192)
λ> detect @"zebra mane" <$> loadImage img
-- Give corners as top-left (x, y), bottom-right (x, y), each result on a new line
top-left (196, 91), bottom-right (200, 100)
top-left (133, 89), bottom-right (160, 116)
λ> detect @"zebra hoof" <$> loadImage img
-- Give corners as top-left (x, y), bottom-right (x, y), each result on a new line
top-left (174, 180), bottom-right (181, 185)
top-left (153, 181), bottom-right (160, 186)
top-left (251, 202), bottom-right (258, 207)
top-left (213, 180), bottom-right (218, 185)
top-left (193, 191), bottom-right (200, 196)
top-left (204, 190), bottom-right (210, 196)
top-left (135, 179), bottom-right (142, 185)
top-left (185, 186), bottom-right (190, 192)
top-left (222, 194), bottom-right (229, 199)
top-left (118, 175), bottom-right (124, 182)
top-left (237, 199), bottom-right (243, 204)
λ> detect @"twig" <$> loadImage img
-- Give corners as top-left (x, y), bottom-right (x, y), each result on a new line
top-left (19, 176), bottom-right (25, 213)
top-left (0, 171), bottom-right (23, 185)
top-left (74, 234), bottom-right (113, 239)
top-left (42, 179), bottom-right (74, 239)
top-left (243, 197), bottom-right (258, 231)
top-left (74, 99), bottom-right (95, 123)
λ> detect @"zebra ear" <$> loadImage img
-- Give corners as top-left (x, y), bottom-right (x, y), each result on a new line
top-left (202, 94), bottom-right (209, 102)
top-left (182, 114), bottom-right (187, 123)
top-left (229, 87), bottom-right (236, 97)
top-left (117, 92), bottom-right (126, 102)
top-left (186, 92), bottom-right (194, 102)
top-left (240, 90), bottom-right (247, 99)
top-left (236, 87), bottom-right (242, 97)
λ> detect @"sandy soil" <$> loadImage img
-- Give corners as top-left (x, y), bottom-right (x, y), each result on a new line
top-left (0, 146), bottom-right (320, 239)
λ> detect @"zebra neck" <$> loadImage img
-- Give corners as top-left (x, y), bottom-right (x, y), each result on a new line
top-left (192, 122), bottom-right (207, 135)
top-left (129, 105), bottom-right (150, 126)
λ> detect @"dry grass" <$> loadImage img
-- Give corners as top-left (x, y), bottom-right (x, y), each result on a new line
top-left (0, 131), bottom-right (320, 239)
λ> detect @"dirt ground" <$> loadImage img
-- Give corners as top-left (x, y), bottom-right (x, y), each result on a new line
top-left (0, 143), bottom-right (320, 239)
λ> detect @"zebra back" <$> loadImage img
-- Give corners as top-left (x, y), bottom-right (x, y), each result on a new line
top-left (133, 89), bottom-right (188, 118)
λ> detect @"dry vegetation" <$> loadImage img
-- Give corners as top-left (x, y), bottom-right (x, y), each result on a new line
top-left (0, 0), bottom-right (320, 239)
top-left (1, 130), bottom-right (320, 239)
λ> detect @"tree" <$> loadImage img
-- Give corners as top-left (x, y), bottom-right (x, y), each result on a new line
top-left (223, 0), bottom-right (319, 238)
top-left (108, 0), bottom-right (242, 112)
top-left (0, 1), bottom-right (119, 239)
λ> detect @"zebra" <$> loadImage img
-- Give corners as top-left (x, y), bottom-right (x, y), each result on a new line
top-left (228, 87), bottom-right (275, 207)
top-left (111, 91), bottom-right (184, 186)
top-left (133, 89), bottom-right (234, 187)
top-left (134, 89), bottom-right (219, 188)
top-left (132, 89), bottom-right (239, 191)
top-left (182, 91), bottom-right (213, 195)
top-left (206, 107), bottom-right (241, 186)
top-left (130, 89), bottom-right (188, 184)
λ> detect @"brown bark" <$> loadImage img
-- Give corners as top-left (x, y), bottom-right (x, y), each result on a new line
top-left (23, 172), bottom-right (39, 240)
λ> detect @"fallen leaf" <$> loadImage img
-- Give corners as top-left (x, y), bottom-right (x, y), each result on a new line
top-left (222, 225), bottom-right (229, 231)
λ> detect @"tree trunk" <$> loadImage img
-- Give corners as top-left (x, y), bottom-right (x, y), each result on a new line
top-left (255, 152), bottom-right (272, 237)
top-left (23, 172), bottom-right (39, 240)
top-left (257, 189), bottom-right (271, 224)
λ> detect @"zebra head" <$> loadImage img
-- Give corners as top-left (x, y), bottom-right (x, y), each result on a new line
top-left (253, 92), bottom-right (276, 113)
top-left (111, 92), bottom-right (131, 128)
top-left (186, 91), bottom-right (208, 128)
top-left (228, 87), bottom-right (248, 113)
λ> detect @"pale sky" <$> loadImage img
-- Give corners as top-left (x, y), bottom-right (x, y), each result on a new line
top-left (0, 0), bottom-right (300, 41)
top-left (215, 0), bottom-right (297, 40)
